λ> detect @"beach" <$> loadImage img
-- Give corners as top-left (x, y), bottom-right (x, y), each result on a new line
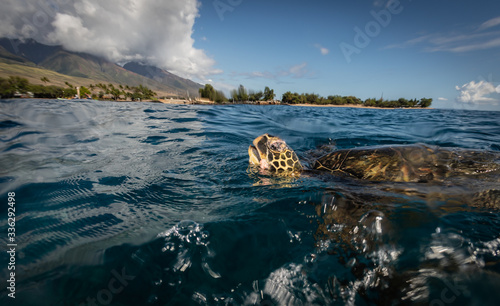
top-left (290, 103), bottom-right (434, 109)
top-left (155, 99), bottom-right (433, 109)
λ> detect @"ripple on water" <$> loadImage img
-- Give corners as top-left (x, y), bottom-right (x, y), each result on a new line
top-left (2, 100), bottom-right (500, 305)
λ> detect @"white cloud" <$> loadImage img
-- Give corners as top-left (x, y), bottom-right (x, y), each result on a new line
top-left (478, 16), bottom-right (500, 31)
top-left (0, 0), bottom-right (220, 80)
top-left (234, 62), bottom-right (314, 80)
top-left (455, 80), bottom-right (500, 105)
top-left (314, 44), bottom-right (329, 55)
top-left (384, 16), bottom-right (500, 53)
top-left (438, 97), bottom-right (448, 101)
top-left (385, 31), bottom-right (500, 53)
top-left (287, 62), bottom-right (309, 78)
top-left (249, 71), bottom-right (275, 79)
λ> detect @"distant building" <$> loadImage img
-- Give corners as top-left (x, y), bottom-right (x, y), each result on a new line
top-left (14, 91), bottom-right (34, 98)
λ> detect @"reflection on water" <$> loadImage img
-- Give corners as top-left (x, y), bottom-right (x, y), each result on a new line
top-left (0, 99), bottom-right (499, 305)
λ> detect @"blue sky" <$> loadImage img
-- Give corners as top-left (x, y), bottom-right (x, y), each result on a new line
top-left (1, 0), bottom-right (499, 110)
top-left (192, 0), bottom-right (500, 110)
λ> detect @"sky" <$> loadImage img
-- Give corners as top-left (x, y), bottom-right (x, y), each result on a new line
top-left (1, 0), bottom-right (499, 110)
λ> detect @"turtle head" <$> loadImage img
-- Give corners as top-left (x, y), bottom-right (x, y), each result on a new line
top-left (248, 134), bottom-right (302, 173)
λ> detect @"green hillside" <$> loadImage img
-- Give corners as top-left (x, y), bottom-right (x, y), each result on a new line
top-left (0, 61), bottom-right (99, 90)
top-left (0, 46), bottom-right (34, 65)
top-left (0, 39), bottom-right (202, 98)
top-left (123, 62), bottom-right (202, 97)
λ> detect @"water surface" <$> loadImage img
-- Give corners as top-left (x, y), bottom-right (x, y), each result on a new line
top-left (1, 99), bottom-right (499, 305)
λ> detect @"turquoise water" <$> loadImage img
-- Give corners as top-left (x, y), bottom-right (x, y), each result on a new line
top-left (1, 99), bottom-right (500, 305)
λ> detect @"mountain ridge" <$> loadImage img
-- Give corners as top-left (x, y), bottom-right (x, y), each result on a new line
top-left (0, 38), bottom-right (202, 97)
top-left (123, 62), bottom-right (202, 98)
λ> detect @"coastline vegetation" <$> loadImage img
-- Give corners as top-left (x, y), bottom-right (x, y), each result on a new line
top-left (199, 84), bottom-right (276, 103)
top-left (90, 83), bottom-right (156, 101)
top-left (1, 76), bottom-right (432, 109)
top-left (0, 76), bottom-right (156, 101)
top-left (281, 92), bottom-right (432, 108)
top-left (200, 83), bottom-right (432, 108)
top-left (198, 84), bottom-right (227, 103)
top-left (230, 85), bottom-right (276, 102)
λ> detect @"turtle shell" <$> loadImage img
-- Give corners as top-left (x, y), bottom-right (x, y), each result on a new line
top-left (313, 144), bottom-right (500, 182)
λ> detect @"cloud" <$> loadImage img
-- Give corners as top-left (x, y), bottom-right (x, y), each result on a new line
top-left (234, 62), bottom-right (315, 80)
top-left (478, 16), bottom-right (500, 31)
top-left (0, 0), bottom-right (220, 79)
top-left (438, 97), bottom-right (448, 101)
top-left (455, 80), bottom-right (500, 105)
top-left (287, 62), bottom-right (310, 78)
top-left (385, 31), bottom-right (500, 53)
top-left (384, 16), bottom-right (500, 53)
top-left (314, 44), bottom-right (330, 55)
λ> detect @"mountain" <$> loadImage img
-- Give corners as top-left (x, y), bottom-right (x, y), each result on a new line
top-left (39, 50), bottom-right (156, 86)
top-left (0, 38), bottom-right (202, 97)
top-left (0, 38), bottom-right (63, 64)
top-left (123, 62), bottom-right (202, 98)
top-left (0, 45), bottom-right (34, 65)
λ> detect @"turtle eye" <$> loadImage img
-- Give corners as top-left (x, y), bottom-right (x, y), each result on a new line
top-left (269, 141), bottom-right (287, 152)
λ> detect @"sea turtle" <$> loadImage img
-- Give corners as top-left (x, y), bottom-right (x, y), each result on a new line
top-left (248, 133), bottom-right (500, 182)
top-left (248, 134), bottom-right (500, 303)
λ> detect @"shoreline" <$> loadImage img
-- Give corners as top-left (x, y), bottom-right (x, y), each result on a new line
top-left (156, 100), bottom-right (434, 110)
top-left (3, 98), bottom-right (433, 109)
top-left (158, 98), bottom-right (215, 105)
top-left (289, 103), bottom-right (434, 110)
top-left (155, 98), bottom-right (433, 109)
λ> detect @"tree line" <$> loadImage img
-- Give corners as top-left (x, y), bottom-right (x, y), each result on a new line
top-left (281, 92), bottom-right (432, 108)
top-left (230, 85), bottom-right (275, 102)
top-left (200, 83), bottom-right (432, 108)
top-left (89, 83), bottom-right (156, 101)
top-left (0, 76), bottom-right (156, 101)
top-left (198, 84), bottom-right (227, 103)
top-left (199, 84), bottom-right (276, 103)
top-left (1, 76), bottom-right (70, 99)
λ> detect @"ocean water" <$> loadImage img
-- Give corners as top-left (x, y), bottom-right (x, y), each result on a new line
top-left (1, 99), bottom-right (500, 305)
